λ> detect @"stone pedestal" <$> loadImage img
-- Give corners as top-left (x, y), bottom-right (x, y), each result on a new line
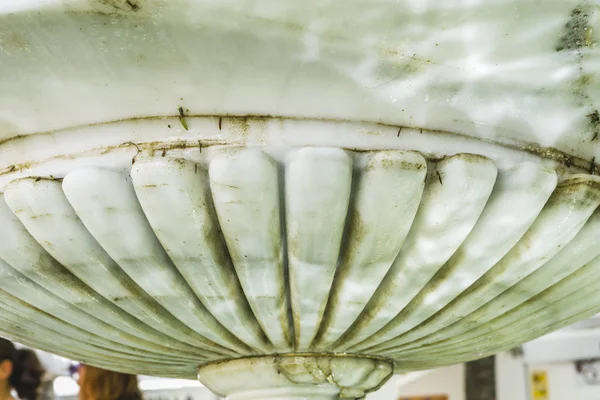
top-left (197, 355), bottom-right (393, 400)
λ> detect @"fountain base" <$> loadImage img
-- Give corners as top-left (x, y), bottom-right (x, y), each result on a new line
top-left (197, 354), bottom-right (394, 399)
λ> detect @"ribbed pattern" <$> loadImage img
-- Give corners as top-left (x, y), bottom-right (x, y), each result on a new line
top-left (1, 148), bottom-right (600, 378)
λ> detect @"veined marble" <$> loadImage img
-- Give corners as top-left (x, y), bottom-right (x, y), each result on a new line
top-left (3, 0), bottom-right (600, 398)
top-left (1, 128), bottom-right (600, 398)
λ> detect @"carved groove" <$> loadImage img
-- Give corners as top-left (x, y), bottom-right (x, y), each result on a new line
top-left (0, 148), bottom-right (599, 378)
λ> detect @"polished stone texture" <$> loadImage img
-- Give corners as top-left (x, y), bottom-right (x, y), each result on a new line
top-left (3, 0), bottom-right (600, 398)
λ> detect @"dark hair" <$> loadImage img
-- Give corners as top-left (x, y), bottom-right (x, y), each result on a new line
top-left (0, 338), bottom-right (44, 400)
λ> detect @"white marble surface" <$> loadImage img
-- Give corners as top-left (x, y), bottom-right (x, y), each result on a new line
top-left (0, 147), bottom-right (599, 383)
top-left (197, 355), bottom-right (393, 399)
top-left (3, 1), bottom-right (600, 398)
top-left (1, 0), bottom-right (600, 164)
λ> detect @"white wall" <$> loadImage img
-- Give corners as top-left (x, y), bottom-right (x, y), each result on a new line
top-left (378, 353), bottom-right (529, 400)
top-left (394, 364), bottom-right (465, 400)
top-left (144, 387), bottom-right (219, 400)
top-left (496, 352), bottom-right (528, 400)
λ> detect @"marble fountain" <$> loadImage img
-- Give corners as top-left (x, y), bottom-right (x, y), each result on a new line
top-left (2, 0), bottom-right (600, 398)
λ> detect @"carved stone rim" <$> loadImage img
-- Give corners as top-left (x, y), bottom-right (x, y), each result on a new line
top-left (0, 115), bottom-right (592, 194)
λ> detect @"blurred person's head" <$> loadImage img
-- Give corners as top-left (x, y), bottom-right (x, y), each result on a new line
top-left (0, 338), bottom-right (44, 400)
top-left (78, 365), bottom-right (141, 400)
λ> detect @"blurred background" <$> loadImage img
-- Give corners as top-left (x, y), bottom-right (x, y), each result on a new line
top-left (14, 314), bottom-right (600, 400)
